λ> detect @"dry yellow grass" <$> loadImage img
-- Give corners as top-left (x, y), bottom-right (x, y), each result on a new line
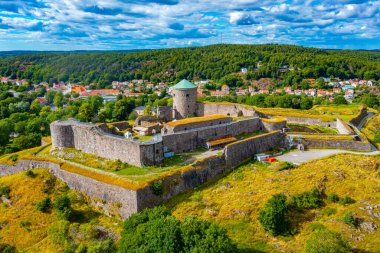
top-left (261, 117), bottom-right (287, 123)
top-left (168, 154), bottom-right (380, 252)
top-left (165, 114), bottom-right (229, 127)
top-left (0, 169), bottom-right (121, 252)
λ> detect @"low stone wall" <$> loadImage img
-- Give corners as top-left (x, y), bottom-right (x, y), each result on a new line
top-left (349, 107), bottom-right (367, 127)
top-left (301, 138), bottom-right (372, 151)
top-left (224, 131), bottom-right (286, 167)
top-left (162, 117), bottom-right (262, 153)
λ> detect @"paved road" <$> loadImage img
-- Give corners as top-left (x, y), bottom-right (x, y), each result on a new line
top-left (277, 149), bottom-right (379, 165)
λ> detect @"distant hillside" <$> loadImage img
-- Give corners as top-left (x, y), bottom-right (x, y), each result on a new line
top-left (0, 44), bottom-right (379, 85)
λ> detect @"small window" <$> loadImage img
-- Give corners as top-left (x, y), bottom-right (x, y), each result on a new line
top-left (185, 128), bottom-right (187, 131)
top-left (219, 121), bottom-right (221, 124)
top-left (156, 150), bottom-right (159, 154)
top-left (186, 94), bottom-right (189, 97)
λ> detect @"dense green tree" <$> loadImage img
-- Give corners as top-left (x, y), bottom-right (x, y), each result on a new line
top-left (259, 194), bottom-right (289, 236)
top-left (78, 103), bottom-right (94, 122)
top-left (119, 206), bottom-right (236, 253)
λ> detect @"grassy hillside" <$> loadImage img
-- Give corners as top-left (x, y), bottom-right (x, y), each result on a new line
top-left (0, 168), bottom-right (121, 252)
top-left (167, 154), bottom-right (380, 252)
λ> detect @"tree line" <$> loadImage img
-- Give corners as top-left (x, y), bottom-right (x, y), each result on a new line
top-left (0, 44), bottom-right (379, 88)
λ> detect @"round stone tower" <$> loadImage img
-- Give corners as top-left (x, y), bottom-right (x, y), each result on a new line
top-left (172, 79), bottom-right (197, 119)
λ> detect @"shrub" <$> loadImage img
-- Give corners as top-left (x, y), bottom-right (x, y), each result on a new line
top-left (20, 220), bottom-right (32, 231)
top-left (119, 206), bottom-right (236, 253)
top-left (339, 196), bottom-right (355, 205)
top-left (278, 162), bottom-right (295, 171)
top-left (151, 180), bottom-right (163, 196)
top-left (290, 188), bottom-right (323, 210)
top-left (341, 211), bottom-right (357, 227)
top-left (48, 220), bottom-right (70, 246)
top-left (258, 194), bottom-right (289, 236)
top-left (9, 154), bottom-right (18, 163)
top-left (0, 243), bottom-right (16, 253)
top-left (0, 185), bottom-right (10, 198)
top-left (54, 195), bottom-right (72, 220)
top-left (25, 170), bottom-right (36, 178)
top-left (36, 198), bottom-right (52, 213)
top-left (305, 227), bottom-right (351, 253)
top-left (327, 193), bottom-right (340, 203)
top-left (319, 208), bottom-right (337, 217)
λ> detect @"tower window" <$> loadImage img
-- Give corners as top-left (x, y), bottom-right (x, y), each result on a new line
top-left (186, 94), bottom-right (189, 97)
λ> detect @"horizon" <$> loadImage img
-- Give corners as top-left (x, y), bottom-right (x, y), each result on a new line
top-left (0, 1), bottom-right (379, 51)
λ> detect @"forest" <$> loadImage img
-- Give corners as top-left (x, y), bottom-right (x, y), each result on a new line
top-left (0, 44), bottom-right (379, 87)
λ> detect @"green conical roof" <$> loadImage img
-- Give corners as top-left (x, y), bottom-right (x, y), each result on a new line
top-left (172, 79), bottom-right (197, 90)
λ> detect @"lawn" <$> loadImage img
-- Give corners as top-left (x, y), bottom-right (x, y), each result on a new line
top-left (167, 154), bottom-right (380, 252)
top-left (288, 123), bottom-right (339, 134)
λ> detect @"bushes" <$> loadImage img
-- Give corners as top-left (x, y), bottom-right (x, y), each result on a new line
top-left (54, 195), bottom-right (72, 220)
top-left (278, 161), bottom-right (295, 171)
top-left (305, 226), bottom-right (351, 253)
top-left (290, 188), bottom-right (323, 210)
top-left (341, 211), bottom-right (357, 227)
top-left (36, 197), bottom-right (52, 213)
top-left (258, 194), bottom-right (289, 236)
top-left (339, 196), bottom-right (355, 205)
top-left (0, 185), bottom-right (10, 198)
top-left (327, 193), bottom-right (340, 203)
top-left (25, 169), bottom-right (36, 178)
top-left (0, 243), bottom-right (16, 253)
top-left (151, 180), bottom-right (163, 196)
top-left (119, 206), bottom-right (237, 253)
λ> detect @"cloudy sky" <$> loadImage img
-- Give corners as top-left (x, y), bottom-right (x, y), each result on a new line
top-left (0, 0), bottom-right (379, 51)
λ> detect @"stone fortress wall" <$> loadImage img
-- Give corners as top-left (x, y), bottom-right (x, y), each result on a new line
top-left (51, 119), bottom-right (164, 167)
top-left (0, 130), bottom-right (285, 219)
top-left (162, 117), bottom-right (262, 153)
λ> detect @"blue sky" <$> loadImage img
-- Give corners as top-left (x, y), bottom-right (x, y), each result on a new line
top-left (0, 0), bottom-right (379, 51)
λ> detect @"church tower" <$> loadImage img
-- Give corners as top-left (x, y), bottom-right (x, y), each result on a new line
top-left (172, 79), bottom-right (197, 119)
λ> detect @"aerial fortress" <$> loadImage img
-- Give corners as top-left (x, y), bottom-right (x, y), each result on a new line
top-left (51, 80), bottom-right (288, 167)
top-left (0, 80), bottom-right (371, 218)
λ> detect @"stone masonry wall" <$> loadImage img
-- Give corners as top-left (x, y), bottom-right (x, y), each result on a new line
top-left (163, 116), bottom-right (232, 134)
top-left (162, 117), bottom-right (262, 153)
top-left (0, 159), bottom-right (138, 218)
top-left (349, 107), bottom-right (367, 127)
top-left (197, 102), bottom-right (261, 117)
top-left (224, 131), bottom-right (286, 167)
top-left (283, 116), bottom-right (336, 128)
top-left (51, 120), bottom-right (164, 166)
top-left (336, 118), bottom-right (355, 135)
top-left (301, 138), bottom-right (372, 151)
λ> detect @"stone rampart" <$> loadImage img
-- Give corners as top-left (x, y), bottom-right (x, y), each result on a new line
top-left (0, 159), bottom-right (138, 218)
top-left (283, 116), bottom-right (336, 128)
top-left (163, 116), bottom-right (232, 134)
top-left (162, 117), bottom-right (262, 153)
top-left (301, 137), bottom-right (372, 151)
top-left (197, 102), bottom-right (261, 117)
top-left (51, 120), bottom-right (164, 166)
top-left (349, 107), bottom-right (367, 127)
top-left (261, 118), bottom-right (287, 132)
top-left (224, 131), bottom-right (286, 167)
top-left (336, 118), bottom-right (355, 135)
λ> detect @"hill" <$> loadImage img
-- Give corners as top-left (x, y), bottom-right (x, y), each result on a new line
top-left (0, 44), bottom-right (379, 86)
top-left (0, 168), bottom-right (121, 252)
top-left (167, 154), bottom-right (380, 252)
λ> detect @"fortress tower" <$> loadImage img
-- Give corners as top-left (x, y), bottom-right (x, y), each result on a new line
top-left (172, 79), bottom-right (197, 119)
